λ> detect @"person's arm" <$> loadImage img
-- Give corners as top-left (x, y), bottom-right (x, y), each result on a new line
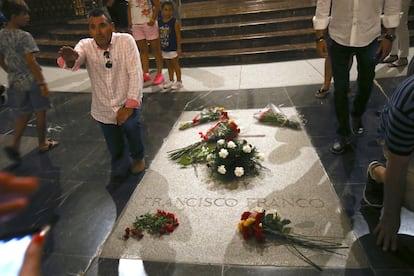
top-left (149, 0), bottom-right (160, 26)
top-left (375, 0), bottom-right (401, 61)
top-left (24, 52), bottom-right (49, 96)
top-left (0, 54), bottom-right (8, 72)
top-left (127, 0), bottom-right (132, 27)
top-left (312, 0), bottom-right (331, 58)
top-left (117, 36), bottom-right (143, 125)
top-left (374, 150), bottom-right (409, 251)
top-left (175, 19), bottom-right (182, 56)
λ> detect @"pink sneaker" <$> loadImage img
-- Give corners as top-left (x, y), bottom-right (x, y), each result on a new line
top-left (152, 73), bottom-right (164, 85)
top-left (143, 73), bottom-right (151, 82)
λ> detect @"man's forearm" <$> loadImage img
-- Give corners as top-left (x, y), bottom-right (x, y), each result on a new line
top-left (383, 152), bottom-right (410, 216)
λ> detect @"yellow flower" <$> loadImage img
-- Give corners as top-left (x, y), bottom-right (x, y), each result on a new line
top-left (243, 217), bottom-right (256, 227)
top-left (238, 220), bottom-right (244, 232)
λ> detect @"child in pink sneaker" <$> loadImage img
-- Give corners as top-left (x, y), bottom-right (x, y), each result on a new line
top-left (158, 1), bottom-right (182, 91)
top-left (128, 0), bottom-right (164, 85)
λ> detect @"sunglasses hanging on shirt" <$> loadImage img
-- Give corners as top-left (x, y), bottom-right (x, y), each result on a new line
top-left (103, 51), bottom-right (112, 69)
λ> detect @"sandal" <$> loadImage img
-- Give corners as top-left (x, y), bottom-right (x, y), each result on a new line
top-left (3, 146), bottom-right (21, 163)
top-left (388, 58), bottom-right (408, 68)
top-left (315, 88), bottom-right (330, 99)
top-left (381, 54), bottom-right (398, 64)
top-left (39, 139), bottom-right (59, 153)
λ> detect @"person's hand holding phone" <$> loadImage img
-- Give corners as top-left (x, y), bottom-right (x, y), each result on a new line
top-left (0, 172), bottom-right (48, 276)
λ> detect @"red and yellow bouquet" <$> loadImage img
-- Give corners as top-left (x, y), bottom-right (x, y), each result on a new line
top-left (238, 209), bottom-right (347, 271)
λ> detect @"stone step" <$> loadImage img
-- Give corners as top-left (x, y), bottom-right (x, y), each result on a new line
top-left (182, 28), bottom-right (314, 52)
top-left (182, 15), bottom-right (313, 38)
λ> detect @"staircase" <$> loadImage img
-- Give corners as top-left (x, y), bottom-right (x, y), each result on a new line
top-left (34, 0), bottom-right (414, 67)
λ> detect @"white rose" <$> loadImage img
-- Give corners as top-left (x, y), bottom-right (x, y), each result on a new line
top-left (256, 152), bottom-right (265, 161)
top-left (227, 141), bottom-right (236, 149)
top-left (217, 139), bottom-right (225, 146)
top-left (217, 165), bottom-right (226, 174)
top-left (242, 145), bottom-right (252, 153)
top-left (234, 167), bottom-right (244, 177)
top-left (218, 148), bottom-right (229, 158)
top-left (206, 153), bottom-right (214, 161)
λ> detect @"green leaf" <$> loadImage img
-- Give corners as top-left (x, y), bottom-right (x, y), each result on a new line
top-left (179, 156), bottom-right (192, 166)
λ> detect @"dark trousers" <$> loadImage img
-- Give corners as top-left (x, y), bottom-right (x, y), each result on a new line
top-left (330, 38), bottom-right (379, 137)
top-left (99, 109), bottom-right (145, 176)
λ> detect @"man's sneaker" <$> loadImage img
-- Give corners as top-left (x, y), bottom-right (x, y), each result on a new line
top-left (330, 136), bottom-right (352, 155)
top-left (143, 73), bottom-right (151, 82)
top-left (351, 116), bottom-right (364, 136)
top-left (363, 161), bottom-right (385, 208)
top-left (163, 81), bottom-right (174, 89)
top-left (171, 81), bottom-right (183, 90)
top-left (152, 73), bottom-right (164, 85)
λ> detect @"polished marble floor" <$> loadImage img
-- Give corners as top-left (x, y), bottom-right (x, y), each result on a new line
top-left (1, 56), bottom-right (414, 275)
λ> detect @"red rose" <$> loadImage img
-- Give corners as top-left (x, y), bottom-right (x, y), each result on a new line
top-left (241, 211), bottom-right (252, 220)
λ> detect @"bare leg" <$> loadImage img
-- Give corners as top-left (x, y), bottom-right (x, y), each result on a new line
top-left (148, 38), bottom-right (163, 74)
top-left (322, 56), bottom-right (332, 90)
top-left (35, 110), bottom-right (48, 148)
top-left (10, 113), bottom-right (32, 149)
top-left (166, 59), bottom-right (174, 81)
top-left (136, 40), bottom-right (150, 73)
top-left (171, 57), bottom-right (181, 82)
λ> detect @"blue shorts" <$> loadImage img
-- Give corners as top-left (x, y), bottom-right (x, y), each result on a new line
top-left (7, 81), bottom-right (51, 113)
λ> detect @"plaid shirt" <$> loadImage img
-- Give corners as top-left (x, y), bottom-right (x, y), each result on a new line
top-left (58, 32), bottom-right (143, 124)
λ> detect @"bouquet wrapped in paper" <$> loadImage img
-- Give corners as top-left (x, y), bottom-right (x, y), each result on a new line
top-left (238, 209), bottom-right (347, 271)
top-left (254, 103), bottom-right (301, 130)
top-left (168, 112), bottom-right (240, 166)
top-left (179, 106), bottom-right (225, 130)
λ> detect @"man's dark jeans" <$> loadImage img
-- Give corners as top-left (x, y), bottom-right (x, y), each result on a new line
top-left (99, 109), bottom-right (145, 176)
top-left (330, 38), bottom-right (379, 137)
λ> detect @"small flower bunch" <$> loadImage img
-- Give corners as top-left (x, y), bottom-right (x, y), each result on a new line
top-left (179, 106), bottom-right (226, 130)
top-left (207, 139), bottom-right (264, 181)
top-left (198, 112), bottom-right (240, 142)
top-left (168, 114), bottom-right (240, 167)
top-left (238, 209), bottom-right (347, 271)
top-left (254, 103), bottom-right (301, 130)
top-left (123, 209), bottom-right (179, 240)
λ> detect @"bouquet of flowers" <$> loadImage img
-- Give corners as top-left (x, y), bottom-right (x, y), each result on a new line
top-left (238, 209), bottom-right (347, 271)
top-left (123, 209), bottom-right (179, 240)
top-left (178, 106), bottom-right (226, 130)
top-left (168, 112), bottom-right (240, 166)
top-left (254, 103), bottom-right (301, 130)
top-left (207, 139), bottom-right (264, 181)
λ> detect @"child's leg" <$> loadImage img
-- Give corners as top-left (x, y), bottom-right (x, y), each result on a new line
top-left (166, 59), bottom-right (174, 81)
top-left (35, 110), bottom-right (47, 147)
top-left (171, 57), bottom-right (181, 82)
top-left (136, 40), bottom-right (150, 74)
top-left (148, 38), bottom-right (163, 75)
top-left (11, 112), bottom-right (32, 149)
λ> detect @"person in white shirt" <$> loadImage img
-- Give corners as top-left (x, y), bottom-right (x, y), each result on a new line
top-left (313, 0), bottom-right (401, 154)
top-left (57, 8), bottom-right (146, 180)
top-left (128, 0), bottom-right (164, 86)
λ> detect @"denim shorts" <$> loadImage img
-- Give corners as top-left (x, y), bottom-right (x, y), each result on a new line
top-left (7, 81), bottom-right (51, 113)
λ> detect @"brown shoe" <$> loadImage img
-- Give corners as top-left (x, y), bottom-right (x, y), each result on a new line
top-left (131, 159), bottom-right (145, 174)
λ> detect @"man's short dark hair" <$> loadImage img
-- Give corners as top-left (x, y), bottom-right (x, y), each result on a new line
top-left (88, 8), bottom-right (113, 23)
top-left (1, 0), bottom-right (30, 21)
